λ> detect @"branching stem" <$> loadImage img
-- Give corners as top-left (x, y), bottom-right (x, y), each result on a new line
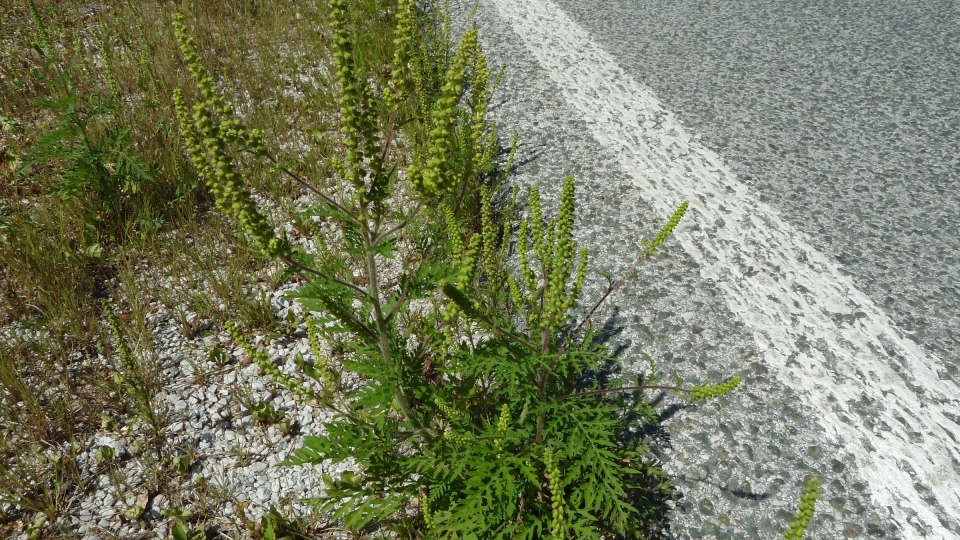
top-left (557, 385), bottom-right (690, 401)
top-left (263, 152), bottom-right (359, 224)
top-left (360, 194), bottom-right (436, 443)
top-left (562, 251), bottom-right (654, 353)
top-left (279, 254), bottom-right (370, 300)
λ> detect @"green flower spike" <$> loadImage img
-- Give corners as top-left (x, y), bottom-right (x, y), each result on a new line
top-left (329, 0), bottom-right (380, 190)
top-left (518, 218), bottom-right (537, 293)
top-left (690, 376), bottom-right (742, 401)
top-left (384, 0), bottom-right (416, 110)
top-left (409, 29), bottom-right (477, 198)
top-left (226, 321), bottom-right (315, 400)
top-left (421, 492), bottom-right (435, 529)
top-left (172, 14), bottom-right (289, 259)
top-left (434, 397), bottom-right (463, 420)
top-left (783, 475), bottom-right (822, 540)
top-left (306, 318), bottom-right (339, 394)
top-left (494, 404), bottom-right (511, 454)
top-left (644, 200), bottom-right (688, 257)
top-left (104, 304), bottom-right (136, 375)
top-left (443, 429), bottom-right (470, 448)
top-left (481, 186), bottom-right (497, 267)
top-left (27, 0), bottom-right (50, 53)
top-left (543, 447), bottom-right (566, 540)
top-left (543, 176), bottom-right (578, 333)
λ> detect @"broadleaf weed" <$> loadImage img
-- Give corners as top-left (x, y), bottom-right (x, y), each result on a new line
top-left (159, 0), bottom-right (823, 538)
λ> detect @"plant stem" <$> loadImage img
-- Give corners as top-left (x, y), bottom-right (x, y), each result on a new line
top-left (561, 251), bottom-right (654, 353)
top-left (557, 385), bottom-right (689, 401)
top-left (371, 199), bottom-right (424, 246)
top-left (263, 153), bottom-right (359, 224)
top-left (359, 205), bottom-right (435, 443)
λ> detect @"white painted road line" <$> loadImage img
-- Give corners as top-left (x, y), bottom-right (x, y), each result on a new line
top-left (486, 0), bottom-right (960, 536)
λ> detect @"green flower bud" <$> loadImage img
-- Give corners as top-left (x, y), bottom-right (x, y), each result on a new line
top-left (690, 376), bottom-right (742, 401)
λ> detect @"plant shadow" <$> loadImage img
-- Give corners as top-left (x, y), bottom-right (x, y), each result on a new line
top-left (573, 308), bottom-right (772, 537)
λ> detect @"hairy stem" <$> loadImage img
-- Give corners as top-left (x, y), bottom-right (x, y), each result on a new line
top-left (360, 202), bottom-right (435, 443)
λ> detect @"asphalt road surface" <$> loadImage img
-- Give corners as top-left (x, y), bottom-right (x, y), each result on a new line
top-left (451, 0), bottom-right (960, 538)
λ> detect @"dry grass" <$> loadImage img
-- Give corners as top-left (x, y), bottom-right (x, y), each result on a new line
top-left (0, 0), bottom-right (402, 536)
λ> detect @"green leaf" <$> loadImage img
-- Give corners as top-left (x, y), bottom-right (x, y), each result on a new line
top-left (322, 472), bottom-right (336, 488)
top-left (171, 519), bottom-right (189, 540)
top-left (83, 242), bottom-right (102, 259)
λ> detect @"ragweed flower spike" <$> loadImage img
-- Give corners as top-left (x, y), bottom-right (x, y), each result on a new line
top-left (644, 200), bottom-right (688, 257)
top-left (783, 476), bottom-right (822, 540)
top-left (421, 497), bottom-right (434, 529)
top-left (468, 33), bottom-right (494, 174)
top-left (544, 176), bottom-right (578, 333)
top-left (434, 397), bottom-right (463, 421)
top-left (409, 29), bottom-right (478, 198)
top-left (443, 429), bottom-right (470, 448)
top-left (384, 0), bottom-right (416, 110)
top-left (566, 247), bottom-right (589, 314)
top-left (305, 318), bottom-right (338, 394)
top-left (97, 21), bottom-right (120, 97)
top-left (27, 0), bottom-right (50, 54)
top-left (480, 187), bottom-right (497, 267)
top-left (689, 376), bottom-right (742, 401)
top-left (494, 404), bottom-right (511, 454)
top-left (529, 186), bottom-right (544, 262)
top-left (227, 321), bottom-right (315, 400)
top-left (172, 14), bottom-right (290, 260)
top-left (103, 303), bottom-right (136, 374)
top-left (543, 447), bottom-right (566, 540)
top-left (329, 0), bottom-right (380, 190)
top-left (517, 219), bottom-right (537, 293)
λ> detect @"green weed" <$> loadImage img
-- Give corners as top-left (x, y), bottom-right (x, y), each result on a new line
top-left (0, 0), bottom-right (822, 537)
top-left (169, 0), bottom-right (747, 537)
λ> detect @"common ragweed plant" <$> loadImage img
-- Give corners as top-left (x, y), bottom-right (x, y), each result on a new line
top-left (172, 1), bottom-right (746, 538)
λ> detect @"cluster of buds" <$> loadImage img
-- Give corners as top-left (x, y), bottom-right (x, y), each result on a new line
top-left (445, 206), bottom-right (466, 262)
top-left (466, 34), bottom-right (496, 176)
top-left (440, 205), bottom-right (485, 350)
top-left (440, 232), bottom-right (481, 349)
top-left (543, 447), bottom-right (566, 539)
top-left (97, 21), bottom-right (119, 97)
top-left (511, 180), bottom-right (589, 335)
top-left (27, 0), bottom-right (50, 54)
top-left (409, 29), bottom-right (477, 198)
top-left (517, 218), bottom-right (537, 293)
top-left (457, 233), bottom-right (482, 292)
top-left (443, 429), bottom-right (470, 448)
top-left (783, 476), bottom-right (821, 540)
top-left (542, 177), bottom-right (586, 333)
top-left (225, 321), bottom-right (316, 400)
top-left (480, 187), bottom-right (497, 268)
top-left (103, 303), bottom-right (137, 375)
top-left (329, 0), bottom-right (381, 192)
top-left (529, 187), bottom-right (545, 264)
top-left (305, 318), bottom-right (339, 395)
top-left (689, 376), bottom-right (742, 401)
top-left (494, 404), bottom-right (511, 454)
top-left (642, 200), bottom-right (689, 257)
top-left (421, 491), bottom-right (435, 529)
top-left (383, 0), bottom-right (416, 111)
top-left (172, 14), bottom-right (287, 259)
top-left (507, 274), bottom-right (525, 314)
top-left (434, 397), bottom-right (464, 421)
